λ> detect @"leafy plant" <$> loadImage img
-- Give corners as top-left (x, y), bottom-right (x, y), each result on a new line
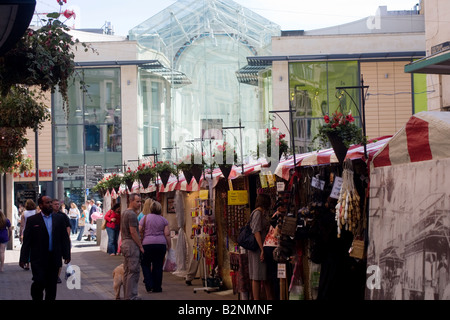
top-left (212, 141), bottom-right (238, 167)
top-left (121, 167), bottom-right (138, 182)
top-left (154, 161), bottom-right (178, 176)
top-left (177, 152), bottom-right (206, 171)
top-left (0, 0), bottom-right (95, 173)
top-left (257, 127), bottom-right (290, 159)
top-left (312, 109), bottom-right (365, 149)
top-left (136, 162), bottom-right (156, 176)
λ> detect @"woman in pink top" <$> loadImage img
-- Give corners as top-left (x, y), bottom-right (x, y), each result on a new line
top-left (139, 201), bottom-right (171, 293)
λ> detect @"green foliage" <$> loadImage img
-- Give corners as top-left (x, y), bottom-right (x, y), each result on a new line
top-left (312, 109), bottom-right (366, 149)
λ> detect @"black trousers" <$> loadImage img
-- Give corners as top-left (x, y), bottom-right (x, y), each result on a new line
top-left (30, 252), bottom-right (59, 300)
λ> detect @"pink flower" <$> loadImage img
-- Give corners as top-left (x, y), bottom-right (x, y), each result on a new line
top-left (63, 9), bottom-right (76, 19)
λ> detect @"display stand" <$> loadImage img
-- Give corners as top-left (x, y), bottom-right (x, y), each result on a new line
top-left (191, 197), bottom-right (220, 294)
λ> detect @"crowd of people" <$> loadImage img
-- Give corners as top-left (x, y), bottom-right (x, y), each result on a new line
top-left (0, 193), bottom-right (171, 300)
top-left (2, 192), bottom-right (281, 301)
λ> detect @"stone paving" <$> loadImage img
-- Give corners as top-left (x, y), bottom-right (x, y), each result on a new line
top-left (0, 235), bottom-right (235, 301)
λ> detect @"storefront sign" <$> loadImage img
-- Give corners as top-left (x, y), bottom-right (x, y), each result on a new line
top-left (227, 190), bottom-right (248, 205)
top-left (277, 263), bottom-right (286, 278)
top-left (330, 176), bottom-right (343, 199)
top-left (311, 176), bottom-right (325, 190)
top-left (199, 189), bottom-right (209, 200)
top-left (13, 170), bottom-right (52, 179)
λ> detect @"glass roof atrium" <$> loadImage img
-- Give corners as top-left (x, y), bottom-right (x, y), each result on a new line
top-left (129, 0), bottom-right (281, 67)
top-left (129, 0), bottom-right (281, 162)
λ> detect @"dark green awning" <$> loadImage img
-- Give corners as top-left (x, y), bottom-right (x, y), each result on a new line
top-left (405, 51), bottom-right (450, 75)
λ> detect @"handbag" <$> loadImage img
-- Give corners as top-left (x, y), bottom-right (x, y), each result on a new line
top-left (139, 214), bottom-right (148, 243)
top-left (101, 218), bottom-right (107, 230)
top-left (237, 211), bottom-right (258, 251)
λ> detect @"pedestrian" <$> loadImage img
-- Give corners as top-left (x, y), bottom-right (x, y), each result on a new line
top-left (77, 204), bottom-right (87, 241)
top-left (19, 196), bottom-right (71, 300)
top-left (20, 199), bottom-right (37, 244)
top-left (68, 202), bottom-right (80, 235)
top-left (89, 199), bottom-right (97, 224)
top-left (0, 209), bottom-right (12, 272)
top-left (120, 193), bottom-right (144, 300)
top-left (52, 199), bottom-right (71, 284)
top-left (247, 193), bottom-right (272, 300)
top-left (104, 203), bottom-right (121, 256)
top-left (139, 201), bottom-right (171, 293)
top-left (138, 198), bottom-right (153, 221)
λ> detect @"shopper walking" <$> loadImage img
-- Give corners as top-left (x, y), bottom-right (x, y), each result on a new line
top-left (77, 204), bottom-right (88, 241)
top-left (68, 202), bottom-right (80, 235)
top-left (120, 193), bottom-right (144, 300)
top-left (0, 209), bottom-right (12, 272)
top-left (104, 203), bottom-right (121, 255)
top-left (248, 193), bottom-right (272, 300)
top-left (139, 201), bottom-right (171, 293)
top-left (138, 198), bottom-right (153, 221)
top-left (20, 199), bottom-right (37, 244)
top-left (19, 196), bottom-right (71, 300)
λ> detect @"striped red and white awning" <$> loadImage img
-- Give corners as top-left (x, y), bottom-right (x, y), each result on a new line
top-left (114, 160), bottom-right (269, 195)
top-left (274, 136), bottom-right (392, 181)
top-left (372, 111), bottom-right (450, 168)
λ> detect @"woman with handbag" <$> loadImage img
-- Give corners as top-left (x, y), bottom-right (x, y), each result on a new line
top-left (104, 203), bottom-right (121, 255)
top-left (247, 193), bottom-right (272, 300)
top-left (139, 201), bottom-right (171, 293)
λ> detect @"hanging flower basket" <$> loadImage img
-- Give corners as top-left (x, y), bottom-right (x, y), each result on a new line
top-left (182, 169), bottom-right (193, 184)
top-left (124, 178), bottom-right (134, 192)
top-left (219, 164), bottom-right (233, 180)
top-left (326, 131), bottom-right (348, 165)
top-left (312, 107), bottom-right (366, 166)
top-left (159, 169), bottom-right (172, 188)
top-left (139, 173), bottom-right (154, 189)
top-left (191, 164), bottom-right (204, 184)
top-left (121, 168), bottom-right (137, 192)
top-left (154, 161), bottom-right (177, 188)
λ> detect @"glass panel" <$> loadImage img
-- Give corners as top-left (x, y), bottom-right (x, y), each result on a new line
top-left (413, 73), bottom-right (427, 113)
top-left (53, 67), bottom-right (122, 174)
top-left (289, 61), bottom-right (360, 152)
top-left (138, 71), bottom-right (171, 157)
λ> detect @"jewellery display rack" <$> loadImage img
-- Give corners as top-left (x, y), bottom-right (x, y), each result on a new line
top-left (191, 197), bottom-right (220, 293)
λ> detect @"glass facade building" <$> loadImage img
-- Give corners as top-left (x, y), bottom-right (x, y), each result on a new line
top-left (53, 68), bottom-right (122, 203)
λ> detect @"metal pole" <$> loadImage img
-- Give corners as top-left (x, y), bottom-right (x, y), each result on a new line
top-left (35, 127), bottom-right (39, 203)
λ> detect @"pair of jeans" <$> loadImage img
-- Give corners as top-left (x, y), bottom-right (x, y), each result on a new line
top-left (70, 218), bottom-right (78, 234)
top-left (141, 244), bottom-right (166, 292)
top-left (106, 227), bottom-right (120, 254)
top-left (76, 226), bottom-right (85, 241)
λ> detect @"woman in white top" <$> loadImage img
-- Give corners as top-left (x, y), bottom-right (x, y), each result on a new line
top-left (68, 202), bottom-right (80, 235)
top-left (20, 199), bottom-right (37, 243)
top-left (20, 199), bottom-right (37, 270)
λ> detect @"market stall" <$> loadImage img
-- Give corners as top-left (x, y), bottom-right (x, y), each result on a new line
top-left (272, 136), bottom-right (391, 300)
top-left (367, 111), bottom-right (450, 300)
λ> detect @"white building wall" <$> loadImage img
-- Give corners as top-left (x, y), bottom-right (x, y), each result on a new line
top-left (424, 0), bottom-right (450, 110)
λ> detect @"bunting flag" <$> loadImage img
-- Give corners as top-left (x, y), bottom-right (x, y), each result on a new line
top-left (274, 136), bottom-right (392, 181)
top-left (372, 111), bottom-right (450, 168)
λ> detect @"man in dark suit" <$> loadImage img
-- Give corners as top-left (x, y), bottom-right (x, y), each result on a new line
top-left (19, 195), bottom-right (71, 300)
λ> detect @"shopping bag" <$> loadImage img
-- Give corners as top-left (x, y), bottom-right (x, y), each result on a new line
top-left (163, 248), bottom-right (177, 272)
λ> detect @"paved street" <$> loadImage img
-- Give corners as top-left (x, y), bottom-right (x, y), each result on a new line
top-left (0, 234), bottom-right (235, 301)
